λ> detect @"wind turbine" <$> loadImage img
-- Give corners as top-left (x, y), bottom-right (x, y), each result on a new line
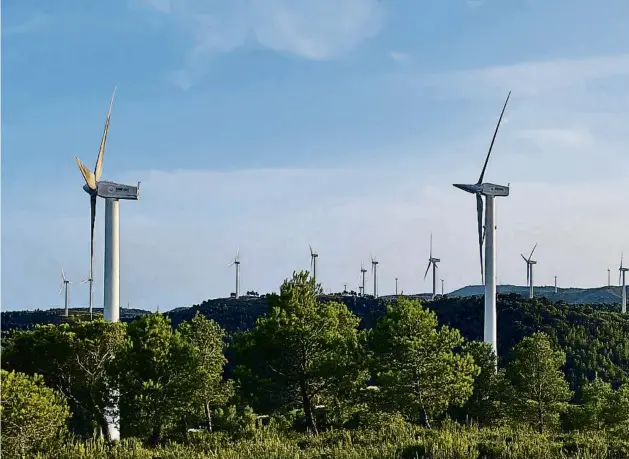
top-left (74, 88), bottom-right (140, 325)
top-left (554, 275), bottom-right (558, 294)
top-left (423, 233), bottom-right (440, 300)
top-left (521, 243), bottom-right (538, 299)
top-left (309, 245), bottom-right (318, 283)
top-left (59, 269), bottom-right (73, 318)
top-left (608, 268), bottom-right (611, 287)
top-left (227, 249), bottom-right (241, 299)
top-left (441, 278), bottom-right (444, 295)
top-left (360, 262), bottom-right (367, 296)
top-left (395, 277), bottom-right (399, 296)
top-left (619, 253), bottom-right (628, 313)
top-left (371, 255), bottom-right (379, 298)
top-left (453, 91), bottom-right (511, 357)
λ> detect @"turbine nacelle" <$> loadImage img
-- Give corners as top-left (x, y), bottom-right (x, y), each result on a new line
top-left (96, 181), bottom-right (140, 200)
top-left (453, 183), bottom-right (509, 197)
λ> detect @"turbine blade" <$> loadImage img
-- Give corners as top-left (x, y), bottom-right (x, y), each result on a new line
top-left (529, 243), bottom-right (538, 260)
top-left (430, 232), bottom-right (433, 259)
top-left (75, 157), bottom-right (97, 190)
top-left (61, 268), bottom-right (66, 282)
top-left (226, 262), bottom-right (234, 267)
top-left (94, 87), bottom-right (116, 182)
top-left (90, 195), bottom-right (97, 292)
top-left (477, 91), bottom-right (511, 185)
top-left (476, 193), bottom-right (484, 283)
top-left (423, 260), bottom-right (431, 280)
top-left (309, 245), bottom-right (313, 256)
top-left (80, 279), bottom-right (89, 284)
top-left (59, 284), bottom-right (64, 295)
top-left (236, 247), bottom-right (240, 261)
top-left (521, 254), bottom-right (528, 262)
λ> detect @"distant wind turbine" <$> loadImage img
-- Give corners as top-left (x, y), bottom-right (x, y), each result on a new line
top-left (554, 275), bottom-right (558, 294)
top-left (619, 253), bottom-right (628, 313)
top-left (226, 249), bottom-right (241, 299)
top-left (608, 268), bottom-right (611, 287)
top-left (441, 278), bottom-right (444, 295)
top-left (371, 255), bottom-right (379, 298)
top-left (453, 91), bottom-right (511, 358)
top-left (423, 233), bottom-right (440, 300)
top-left (521, 243), bottom-right (538, 299)
top-left (360, 262), bottom-right (367, 296)
top-left (395, 277), bottom-right (399, 296)
top-left (59, 269), bottom-right (73, 318)
top-left (309, 245), bottom-right (318, 283)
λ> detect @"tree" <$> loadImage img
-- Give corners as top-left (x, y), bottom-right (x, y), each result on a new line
top-left (506, 332), bottom-right (573, 433)
top-left (574, 376), bottom-right (615, 431)
top-left (177, 312), bottom-right (233, 431)
top-left (0, 370), bottom-right (70, 457)
top-left (117, 313), bottom-right (207, 444)
top-left (368, 298), bottom-right (479, 427)
top-left (454, 340), bottom-right (507, 426)
top-left (2, 320), bottom-right (125, 440)
top-left (232, 271), bottom-right (366, 434)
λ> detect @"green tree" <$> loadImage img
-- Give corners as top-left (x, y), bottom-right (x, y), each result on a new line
top-left (117, 313), bottom-right (207, 444)
top-left (368, 297), bottom-right (479, 427)
top-left (506, 332), bottom-right (573, 433)
top-left (0, 370), bottom-right (70, 458)
top-left (232, 271), bottom-right (366, 434)
top-left (454, 340), bottom-right (507, 426)
top-left (574, 376), bottom-right (615, 431)
top-left (2, 320), bottom-right (125, 440)
top-left (177, 312), bottom-right (233, 431)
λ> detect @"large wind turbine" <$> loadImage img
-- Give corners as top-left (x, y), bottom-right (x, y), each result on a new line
top-left (371, 255), bottom-right (379, 298)
top-left (619, 253), bottom-right (628, 313)
top-left (521, 243), bottom-right (538, 299)
top-left (59, 269), bottom-right (73, 318)
top-left (227, 249), bottom-right (241, 299)
top-left (453, 91), bottom-right (511, 357)
top-left (423, 233), bottom-right (440, 300)
top-left (309, 245), bottom-right (318, 283)
top-left (74, 89), bottom-right (139, 442)
top-left (74, 89), bottom-right (140, 325)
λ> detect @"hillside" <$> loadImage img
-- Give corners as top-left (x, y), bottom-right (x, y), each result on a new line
top-left (449, 284), bottom-right (624, 305)
top-left (3, 292), bottom-right (629, 391)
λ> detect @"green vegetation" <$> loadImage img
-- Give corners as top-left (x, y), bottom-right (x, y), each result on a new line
top-left (3, 271), bottom-right (629, 458)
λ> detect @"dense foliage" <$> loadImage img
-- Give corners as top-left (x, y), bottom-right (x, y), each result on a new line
top-left (3, 272), bottom-right (629, 458)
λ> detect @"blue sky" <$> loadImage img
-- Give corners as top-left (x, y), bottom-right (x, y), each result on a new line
top-left (3, 0), bottom-right (629, 311)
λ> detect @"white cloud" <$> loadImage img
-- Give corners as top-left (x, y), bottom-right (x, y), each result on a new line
top-left (139, 0), bottom-right (385, 88)
top-left (388, 51), bottom-right (411, 63)
top-left (3, 148), bottom-right (628, 312)
top-left (3, 11), bottom-right (50, 36)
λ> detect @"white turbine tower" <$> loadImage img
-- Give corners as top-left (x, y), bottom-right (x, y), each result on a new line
top-left (554, 275), bottom-right (558, 294)
top-left (521, 243), bottom-right (538, 299)
top-left (74, 88), bottom-right (140, 325)
top-left (360, 262), bottom-right (367, 296)
top-left (74, 89), bottom-right (139, 442)
top-left (423, 233), bottom-right (440, 300)
top-left (608, 268), bottom-right (611, 287)
top-left (309, 245), bottom-right (318, 284)
top-left (59, 269), bottom-right (73, 318)
top-left (395, 277), bottom-right (399, 296)
top-left (371, 255), bottom-right (379, 298)
top-left (453, 91), bottom-right (511, 358)
top-left (619, 253), bottom-right (628, 313)
top-left (227, 249), bottom-right (241, 299)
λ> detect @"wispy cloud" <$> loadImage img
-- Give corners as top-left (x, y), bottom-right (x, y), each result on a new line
top-left (388, 51), bottom-right (412, 64)
top-left (138, 0), bottom-right (386, 88)
top-left (3, 11), bottom-right (51, 36)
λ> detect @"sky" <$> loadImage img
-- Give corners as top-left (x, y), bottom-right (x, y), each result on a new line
top-left (2, 0), bottom-right (629, 312)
